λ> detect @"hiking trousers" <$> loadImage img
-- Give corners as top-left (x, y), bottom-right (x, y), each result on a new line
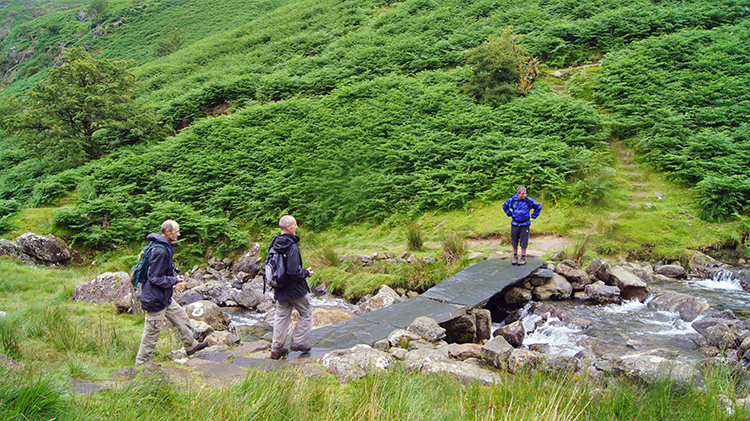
top-left (272, 293), bottom-right (313, 353)
top-left (135, 300), bottom-right (198, 366)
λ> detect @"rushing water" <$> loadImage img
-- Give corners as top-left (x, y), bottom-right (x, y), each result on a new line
top-left (518, 268), bottom-right (750, 362)
top-left (227, 267), bottom-right (750, 361)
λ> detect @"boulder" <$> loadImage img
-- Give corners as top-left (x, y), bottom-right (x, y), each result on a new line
top-left (556, 263), bottom-right (592, 291)
top-left (474, 309), bottom-right (492, 341)
top-left (420, 359), bottom-right (502, 385)
top-left (234, 243), bottom-right (262, 278)
top-left (506, 349), bottom-right (543, 373)
top-left (71, 271), bottom-right (131, 309)
top-left (689, 251), bottom-right (728, 278)
top-left (647, 291), bottom-right (709, 322)
top-left (609, 266), bottom-right (649, 301)
top-left (588, 257), bottom-right (612, 284)
top-left (320, 344), bottom-right (393, 383)
top-left (480, 336), bottom-right (513, 369)
top-left (175, 281), bottom-right (235, 307)
top-left (493, 320), bottom-right (525, 348)
top-left (16, 232), bottom-right (72, 263)
top-left (615, 352), bottom-right (704, 391)
top-left (188, 319), bottom-right (214, 342)
top-left (0, 239), bottom-right (21, 258)
top-left (584, 284), bottom-right (621, 305)
top-left (654, 264), bottom-right (686, 279)
top-left (448, 343), bottom-right (482, 360)
top-left (235, 283), bottom-right (264, 309)
top-left (403, 348), bottom-right (451, 369)
top-left (183, 300), bottom-right (231, 331)
top-left (408, 316), bottom-right (446, 342)
top-left (505, 287), bottom-right (532, 307)
top-left (354, 285), bottom-right (400, 315)
top-left (540, 354), bottom-right (584, 373)
top-left (388, 329), bottom-right (422, 348)
top-left (440, 313), bottom-right (476, 343)
top-left (532, 273), bottom-right (572, 300)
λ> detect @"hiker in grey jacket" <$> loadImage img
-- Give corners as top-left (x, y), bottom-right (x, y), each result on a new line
top-left (502, 186), bottom-right (542, 266)
top-left (135, 220), bottom-right (207, 367)
top-left (270, 215), bottom-right (314, 359)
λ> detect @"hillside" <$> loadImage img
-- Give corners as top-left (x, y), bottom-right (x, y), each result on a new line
top-left (0, 0), bottom-right (748, 264)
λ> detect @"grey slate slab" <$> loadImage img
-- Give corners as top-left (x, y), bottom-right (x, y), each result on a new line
top-left (422, 257), bottom-right (544, 307)
top-left (358, 296), bottom-right (466, 326)
top-left (307, 258), bottom-right (542, 351)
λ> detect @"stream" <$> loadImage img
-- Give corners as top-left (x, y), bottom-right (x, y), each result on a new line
top-left (226, 267), bottom-right (750, 361)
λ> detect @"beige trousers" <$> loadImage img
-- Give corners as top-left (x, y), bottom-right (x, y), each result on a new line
top-left (272, 293), bottom-right (313, 353)
top-left (135, 300), bottom-right (198, 365)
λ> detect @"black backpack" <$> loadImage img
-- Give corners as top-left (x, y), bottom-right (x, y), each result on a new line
top-left (129, 242), bottom-right (168, 289)
top-left (263, 246), bottom-right (286, 293)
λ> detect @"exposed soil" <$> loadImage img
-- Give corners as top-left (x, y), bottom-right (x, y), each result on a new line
top-left (467, 234), bottom-right (572, 259)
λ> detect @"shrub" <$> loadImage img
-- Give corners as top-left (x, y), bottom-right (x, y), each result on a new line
top-left (441, 231), bottom-right (467, 264)
top-left (405, 222), bottom-right (424, 251)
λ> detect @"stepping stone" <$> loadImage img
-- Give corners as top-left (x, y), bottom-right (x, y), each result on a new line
top-left (68, 379), bottom-right (107, 395)
top-left (196, 352), bottom-right (233, 363)
top-left (186, 359), bottom-right (248, 382)
top-left (232, 357), bottom-right (284, 370)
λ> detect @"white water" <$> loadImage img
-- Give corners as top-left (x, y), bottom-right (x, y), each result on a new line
top-left (517, 269), bottom-right (750, 359)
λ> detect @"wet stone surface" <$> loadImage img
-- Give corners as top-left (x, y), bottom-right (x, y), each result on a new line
top-left (309, 258), bottom-right (543, 350)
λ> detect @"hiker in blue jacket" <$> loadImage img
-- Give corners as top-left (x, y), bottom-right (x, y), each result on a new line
top-left (269, 215), bottom-right (315, 359)
top-left (502, 186), bottom-right (542, 266)
top-left (135, 220), bottom-right (207, 367)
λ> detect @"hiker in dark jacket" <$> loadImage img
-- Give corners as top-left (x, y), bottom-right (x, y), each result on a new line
top-left (502, 186), bottom-right (542, 266)
top-left (270, 215), bottom-right (314, 359)
top-left (135, 220), bottom-right (207, 367)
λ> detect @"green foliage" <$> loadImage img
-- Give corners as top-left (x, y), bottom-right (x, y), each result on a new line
top-left (0, 199), bottom-right (21, 217)
top-left (154, 26), bottom-right (186, 57)
top-left (593, 23), bottom-right (750, 220)
top-left (87, 0), bottom-right (109, 24)
top-left (462, 27), bottom-right (539, 105)
top-left (0, 372), bottom-right (68, 421)
top-left (9, 48), bottom-right (156, 165)
top-left (570, 176), bottom-right (613, 206)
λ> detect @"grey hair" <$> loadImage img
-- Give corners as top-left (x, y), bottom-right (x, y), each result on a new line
top-left (161, 219), bottom-right (178, 234)
top-left (517, 186), bottom-right (527, 194)
top-left (279, 215), bottom-right (296, 230)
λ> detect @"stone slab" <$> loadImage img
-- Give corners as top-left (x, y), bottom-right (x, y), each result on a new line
top-left (309, 297), bottom-right (464, 350)
top-left (422, 257), bottom-right (544, 308)
top-left (185, 359), bottom-right (248, 382)
top-left (358, 296), bottom-right (466, 326)
top-left (196, 352), bottom-right (233, 363)
top-left (232, 357), bottom-right (284, 370)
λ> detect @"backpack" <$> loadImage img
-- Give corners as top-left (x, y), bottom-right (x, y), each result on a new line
top-left (129, 242), bottom-right (168, 289)
top-left (263, 246), bottom-right (286, 293)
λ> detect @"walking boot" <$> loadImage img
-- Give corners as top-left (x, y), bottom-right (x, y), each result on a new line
top-left (518, 256), bottom-right (526, 265)
top-left (511, 255), bottom-right (518, 265)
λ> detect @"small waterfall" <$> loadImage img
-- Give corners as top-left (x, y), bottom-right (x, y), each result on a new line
top-left (690, 269), bottom-right (742, 290)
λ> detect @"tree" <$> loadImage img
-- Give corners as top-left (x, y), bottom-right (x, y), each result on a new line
top-left (11, 48), bottom-right (155, 165)
top-left (462, 27), bottom-right (539, 106)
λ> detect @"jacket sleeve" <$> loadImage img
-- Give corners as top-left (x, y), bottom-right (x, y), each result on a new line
top-left (531, 199), bottom-right (542, 219)
top-left (147, 247), bottom-right (178, 288)
top-left (285, 244), bottom-right (309, 280)
top-left (502, 197), bottom-right (513, 217)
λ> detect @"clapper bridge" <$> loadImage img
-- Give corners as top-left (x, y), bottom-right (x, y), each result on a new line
top-left (308, 257), bottom-right (544, 350)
